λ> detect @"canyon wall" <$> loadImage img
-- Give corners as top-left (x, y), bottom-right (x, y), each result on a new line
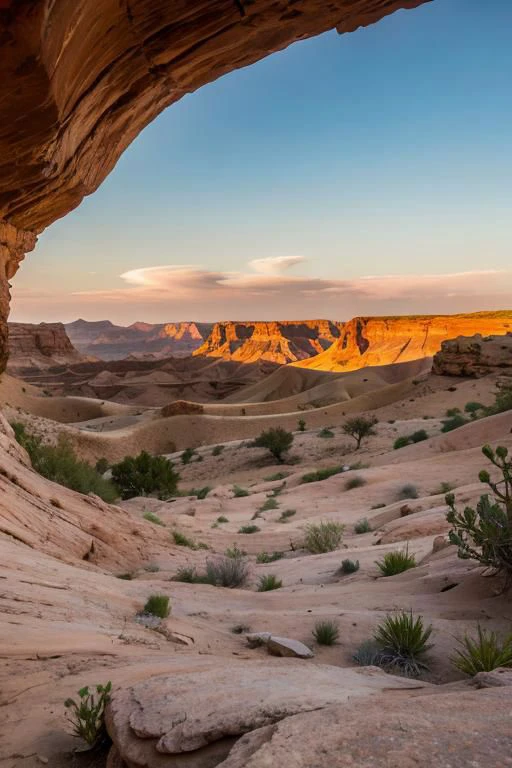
top-left (432, 332), bottom-right (512, 377)
top-left (193, 320), bottom-right (344, 364)
top-left (295, 313), bottom-right (512, 372)
top-left (7, 322), bottom-right (86, 371)
top-left (66, 319), bottom-right (213, 359)
top-left (0, 0), bottom-right (428, 371)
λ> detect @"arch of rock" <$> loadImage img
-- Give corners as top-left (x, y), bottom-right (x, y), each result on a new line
top-left (0, 0), bottom-right (429, 369)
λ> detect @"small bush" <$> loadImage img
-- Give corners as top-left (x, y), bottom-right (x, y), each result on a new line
top-left (143, 510), bottom-right (164, 526)
top-left (313, 620), bottom-right (339, 645)
top-left (342, 416), bottom-right (378, 449)
top-left (446, 445), bottom-right (512, 579)
top-left (258, 497), bottom-right (279, 513)
top-left (393, 436), bottom-right (410, 450)
top-left (264, 471), bottom-right (290, 481)
top-left (212, 445), bottom-right (224, 456)
top-left (354, 518), bottom-right (371, 534)
top-left (345, 475), bottom-right (366, 490)
top-left (340, 558), bottom-right (360, 574)
top-left (256, 550), bottom-right (284, 563)
top-left (410, 429), bottom-right (428, 443)
top-left (373, 611), bottom-right (433, 676)
top-left (253, 427), bottom-right (294, 462)
top-left (111, 450), bottom-right (179, 500)
top-left (302, 466), bottom-right (344, 483)
top-left (298, 418), bottom-right (306, 432)
top-left (318, 427), bottom-right (335, 438)
top-left (441, 414), bottom-right (468, 433)
top-left (398, 483), bottom-right (419, 500)
top-left (195, 486), bottom-right (211, 500)
top-left (95, 457), bottom-right (109, 475)
top-left (172, 566), bottom-right (202, 583)
top-left (376, 548), bottom-right (416, 576)
top-left (172, 530), bottom-right (207, 549)
top-left (143, 594), bottom-right (170, 618)
top-left (144, 563), bottom-right (160, 573)
top-left (485, 385), bottom-right (512, 415)
top-left (11, 424), bottom-right (118, 503)
top-left (432, 481), bottom-right (453, 495)
top-left (451, 625), bottom-right (512, 675)
top-left (304, 521), bottom-right (344, 553)
top-left (353, 640), bottom-right (383, 667)
top-left (225, 544), bottom-right (246, 559)
top-left (217, 515), bottom-right (229, 523)
top-left (257, 574), bottom-right (282, 591)
top-left (446, 407), bottom-right (461, 417)
top-left (181, 447), bottom-right (196, 465)
top-left (278, 508), bottom-right (296, 523)
top-left (239, 524), bottom-right (260, 534)
top-left (205, 554), bottom-right (249, 587)
top-left (464, 401), bottom-right (484, 419)
top-left (233, 485), bottom-right (250, 498)
top-left (64, 681), bottom-right (112, 747)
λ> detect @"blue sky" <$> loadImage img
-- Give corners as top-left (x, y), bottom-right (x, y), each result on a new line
top-left (12, 0), bottom-right (512, 323)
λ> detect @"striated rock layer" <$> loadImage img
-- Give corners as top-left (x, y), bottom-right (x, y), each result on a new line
top-left (0, 0), bottom-right (429, 371)
top-left (295, 312), bottom-right (512, 372)
top-left (7, 321), bottom-right (87, 371)
top-left (194, 320), bottom-right (344, 364)
top-left (433, 332), bottom-right (512, 377)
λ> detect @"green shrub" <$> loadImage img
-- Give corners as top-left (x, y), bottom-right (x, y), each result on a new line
top-left (171, 567), bottom-right (203, 583)
top-left (278, 508), bottom-right (296, 523)
top-left (298, 418), bottom-right (306, 432)
top-left (353, 640), bottom-right (383, 667)
top-left (345, 475), bottom-right (366, 490)
top-left (11, 424), bottom-right (118, 503)
top-left (253, 427), bottom-right (294, 462)
top-left (212, 445), bottom-right (224, 456)
top-left (354, 518), bottom-right (371, 534)
top-left (256, 550), bottom-right (284, 563)
top-left (446, 407), bottom-right (461, 417)
top-left (233, 485), bottom-right (250, 497)
top-left (446, 444), bottom-right (512, 578)
top-left (410, 430), bottom-right (428, 443)
top-left (239, 524), bottom-right (260, 534)
top-left (181, 447), bottom-right (196, 465)
top-left (143, 510), bottom-right (164, 526)
top-left (258, 497), bottom-right (279, 512)
top-left (432, 481), bottom-right (454, 495)
top-left (301, 466), bottom-right (344, 483)
top-left (398, 483), bottom-right (419, 500)
top-left (205, 554), bottom-right (249, 587)
top-left (304, 521), bottom-right (344, 553)
top-left (451, 625), bottom-right (512, 675)
top-left (340, 558), bottom-right (360, 574)
top-left (143, 594), bottom-right (170, 618)
top-left (257, 574), bottom-right (282, 591)
top-left (376, 548), bottom-right (416, 576)
top-left (172, 530), bottom-right (207, 549)
top-left (95, 457), bottom-right (109, 475)
top-left (318, 427), bottom-right (334, 438)
top-left (313, 620), bottom-right (339, 645)
top-left (373, 611), bottom-right (433, 676)
top-left (393, 436), bottom-right (410, 450)
top-left (64, 681), bottom-right (112, 747)
top-left (464, 401), bottom-right (485, 419)
top-left (225, 544), bottom-right (246, 559)
top-left (264, 471), bottom-right (290, 481)
top-left (485, 386), bottom-right (512, 415)
top-left (195, 486), bottom-right (211, 499)
top-left (217, 515), bottom-right (229, 523)
top-left (342, 416), bottom-right (378, 449)
top-left (441, 414), bottom-right (468, 433)
top-left (111, 450), bottom-right (179, 500)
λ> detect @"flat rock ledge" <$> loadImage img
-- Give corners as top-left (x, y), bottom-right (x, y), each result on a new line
top-left (105, 659), bottom-right (425, 767)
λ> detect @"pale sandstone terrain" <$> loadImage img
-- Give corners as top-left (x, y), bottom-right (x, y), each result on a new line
top-left (1, 333), bottom-right (512, 767)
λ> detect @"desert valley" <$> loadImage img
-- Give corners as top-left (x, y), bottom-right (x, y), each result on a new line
top-left (2, 1), bottom-right (512, 767)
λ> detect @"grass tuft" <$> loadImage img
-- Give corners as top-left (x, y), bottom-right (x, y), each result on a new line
top-left (257, 574), bottom-right (282, 591)
top-left (313, 620), bottom-right (339, 645)
top-left (304, 521), bottom-right (344, 553)
top-left (143, 594), bottom-right (170, 618)
top-left (376, 548), bottom-right (416, 576)
top-left (354, 517), bottom-right (371, 534)
top-left (451, 625), bottom-right (512, 676)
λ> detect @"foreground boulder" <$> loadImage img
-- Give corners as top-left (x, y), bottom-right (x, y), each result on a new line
top-left (433, 332), bottom-right (512, 377)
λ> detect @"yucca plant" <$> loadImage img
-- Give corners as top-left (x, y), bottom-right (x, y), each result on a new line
top-left (257, 574), bottom-right (282, 591)
top-left (313, 620), bottom-right (339, 646)
top-left (64, 681), bottom-right (112, 747)
top-left (451, 625), bottom-right (512, 676)
top-left (374, 611), bottom-right (433, 676)
top-left (304, 521), bottom-right (344, 553)
top-left (376, 547), bottom-right (416, 576)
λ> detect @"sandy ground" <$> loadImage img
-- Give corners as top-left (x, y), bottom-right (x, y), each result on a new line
top-left (1, 362), bottom-right (511, 766)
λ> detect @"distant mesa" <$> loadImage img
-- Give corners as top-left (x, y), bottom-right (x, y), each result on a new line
top-left (7, 322), bottom-right (88, 371)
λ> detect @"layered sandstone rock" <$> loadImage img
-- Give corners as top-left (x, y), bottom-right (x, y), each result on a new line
top-left (295, 313), bottom-right (512, 372)
top-left (7, 321), bottom-right (86, 370)
top-left (432, 332), bottom-right (512, 377)
top-left (194, 321), bottom-right (343, 364)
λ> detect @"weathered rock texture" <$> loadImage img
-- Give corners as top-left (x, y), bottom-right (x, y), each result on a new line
top-left (432, 332), bottom-right (512, 377)
top-left (194, 321), bottom-right (343, 364)
top-left (66, 319), bottom-right (213, 359)
top-left (0, 0), bottom-right (430, 371)
top-left (295, 313), bottom-right (512, 372)
top-left (7, 321), bottom-right (86, 370)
